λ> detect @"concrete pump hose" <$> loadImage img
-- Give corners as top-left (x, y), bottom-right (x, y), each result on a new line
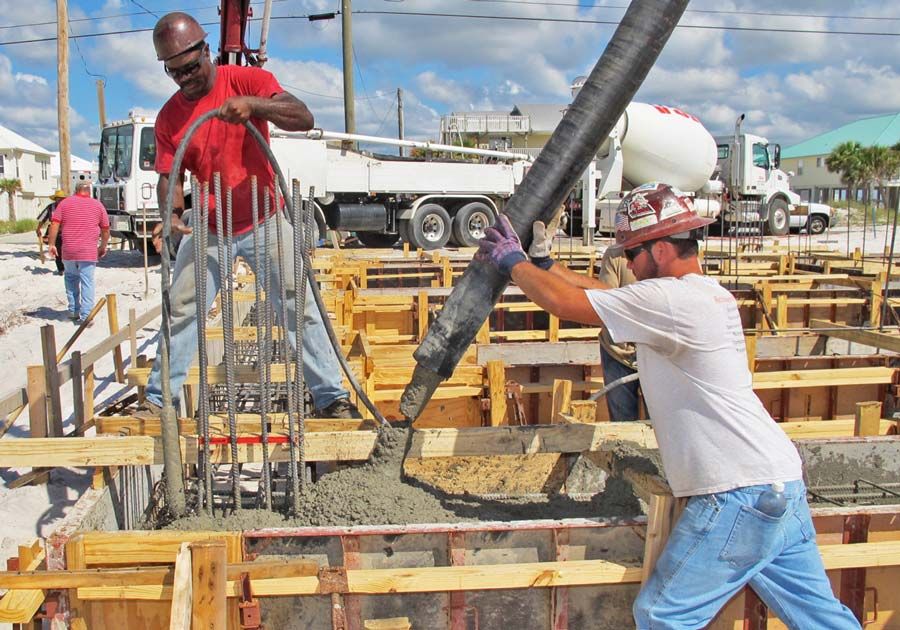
top-left (161, 109), bottom-right (388, 426)
top-left (588, 372), bottom-right (640, 402)
top-left (399, 0), bottom-right (690, 422)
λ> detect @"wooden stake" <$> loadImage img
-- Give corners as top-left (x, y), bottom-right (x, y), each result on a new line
top-left (487, 360), bottom-right (507, 426)
top-left (854, 401), bottom-right (882, 437)
top-left (190, 541), bottom-right (226, 630)
top-left (169, 543), bottom-right (192, 630)
top-left (107, 294), bottom-right (125, 383)
top-left (40, 325), bottom-right (63, 437)
top-left (551, 379), bottom-right (572, 424)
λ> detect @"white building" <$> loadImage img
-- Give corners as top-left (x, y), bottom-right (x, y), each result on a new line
top-left (50, 151), bottom-right (96, 191)
top-left (0, 124), bottom-right (55, 220)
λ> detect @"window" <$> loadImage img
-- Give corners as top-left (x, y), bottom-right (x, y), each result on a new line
top-left (0, 155), bottom-right (4, 176)
top-left (717, 144), bottom-right (729, 160)
top-left (797, 159), bottom-right (804, 176)
top-left (816, 157), bottom-right (824, 168)
top-left (98, 124), bottom-right (134, 179)
top-left (138, 127), bottom-right (157, 171)
top-left (41, 160), bottom-right (48, 180)
top-left (752, 143), bottom-right (770, 169)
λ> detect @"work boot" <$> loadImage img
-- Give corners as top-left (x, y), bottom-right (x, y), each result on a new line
top-left (317, 398), bottom-right (363, 419)
top-left (132, 400), bottom-right (163, 420)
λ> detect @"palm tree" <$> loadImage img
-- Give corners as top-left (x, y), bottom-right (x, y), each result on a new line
top-left (825, 141), bottom-right (863, 253)
top-left (0, 178), bottom-right (22, 222)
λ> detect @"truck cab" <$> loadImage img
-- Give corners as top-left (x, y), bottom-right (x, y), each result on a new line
top-left (714, 117), bottom-right (801, 235)
top-left (94, 112), bottom-right (161, 249)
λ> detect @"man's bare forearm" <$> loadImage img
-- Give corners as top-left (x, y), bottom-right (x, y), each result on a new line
top-left (510, 262), bottom-right (602, 325)
top-left (548, 260), bottom-right (610, 289)
top-left (252, 93), bottom-right (313, 131)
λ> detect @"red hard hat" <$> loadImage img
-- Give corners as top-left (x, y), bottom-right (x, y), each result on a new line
top-left (153, 12), bottom-right (208, 62)
top-left (609, 182), bottom-right (715, 254)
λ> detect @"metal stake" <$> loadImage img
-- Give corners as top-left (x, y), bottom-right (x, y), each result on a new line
top-left (275, 185), bottom-right (301, 513)
top-left (251, 176), bottom-right (273, 510)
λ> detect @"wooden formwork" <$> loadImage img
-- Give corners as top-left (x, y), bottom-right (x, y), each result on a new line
top-left (2, 430), bottom-right (900, 629)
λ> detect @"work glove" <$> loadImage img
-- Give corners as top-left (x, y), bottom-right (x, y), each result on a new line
top-left (528, 205), bottom-right (564, 270)
top-left (476, 214), bottom-right (527, 276)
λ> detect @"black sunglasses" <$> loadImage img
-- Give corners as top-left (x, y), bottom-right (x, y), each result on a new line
top-left (164, 43), bottom-right (207, 80)
top-left (624, 243), bottom-right (650, 262)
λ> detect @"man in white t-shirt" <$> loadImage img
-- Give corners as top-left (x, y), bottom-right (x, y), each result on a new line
top-left (477, 182), bottom-right (859, 629)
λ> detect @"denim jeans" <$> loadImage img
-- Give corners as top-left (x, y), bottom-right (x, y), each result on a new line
top-left (146, 212), bottom-right (348, 411)
top-left (634, 480), bottom-right (860, 629)
top-left (63, 260), bottom-right (96, 318)
top-left (599, 343), bottom-right (640, 422)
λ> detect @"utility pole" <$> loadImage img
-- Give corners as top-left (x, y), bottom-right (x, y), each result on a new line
top-left (397, 88), bottom-right (404, 157)
top-left (96, 79), bottom-right (106, 130)
top-left (341, 0), bottom-right (355, 134)
top-left (57, 0), bottom-right (71, 195)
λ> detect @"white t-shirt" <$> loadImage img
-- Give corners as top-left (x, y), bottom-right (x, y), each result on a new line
top-left (586, 274), bottom-right (802, 497)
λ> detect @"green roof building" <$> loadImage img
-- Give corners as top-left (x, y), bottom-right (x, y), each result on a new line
top-left (781, 112), bottom-right (900, 204)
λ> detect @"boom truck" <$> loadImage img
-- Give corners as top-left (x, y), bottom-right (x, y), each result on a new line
top-left (93, 112), bottom-right (532, 251)
top-left (581, 102), bottom-right (833, 238)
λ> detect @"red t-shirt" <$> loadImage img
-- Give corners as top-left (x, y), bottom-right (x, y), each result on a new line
top-left (51, 194), bottom-right (110, 261)
top-left (155, 65), bottom-right (282, 235)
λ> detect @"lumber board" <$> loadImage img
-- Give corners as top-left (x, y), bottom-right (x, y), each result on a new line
top-left (751, 367), bottom-right (895, 390)
top-left (95, 416), bottom-right (371, 436)
top-left (0, 560), bottom-right (319, 590)
top-left (810, 319), bottom-right (900, 354)
top-left (73, 539), bottom-right (900, 601)
top-left (407, 424), bottom-right (656, 458)
top-left (77, 559), bottom-right (643, 600)
top-left (0, 540), bottom-right (45, 623)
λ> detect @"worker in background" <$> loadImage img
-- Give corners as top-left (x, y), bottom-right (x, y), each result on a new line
top-left (478, 182), bottom-right (859, 629)
top-left (528, 210), bottom-right (642, 421)
top-left (46, 182), bottom-right (110, 324)
top-left (139, 12), bottom-right (361, 420)
top-left (36, 189), bottom-right (67, 275)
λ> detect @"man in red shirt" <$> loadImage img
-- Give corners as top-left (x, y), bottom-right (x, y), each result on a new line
top-left (142, 12), bottom-right (360, 419)
top-left (47, 182), bottom-right (110, 323)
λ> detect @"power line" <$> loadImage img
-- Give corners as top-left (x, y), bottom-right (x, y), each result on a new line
top-left (353, 9), bottom-right (900, 36)
top-left (459, 0), bottom-right (900, 22)
top-left (129, 0), bottom-right (160, 20)
top-left (2, 9), bottom-right (900, 46)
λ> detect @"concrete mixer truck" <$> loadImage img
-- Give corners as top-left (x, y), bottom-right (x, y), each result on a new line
top-left (580, 103), bottom-right (833, 239)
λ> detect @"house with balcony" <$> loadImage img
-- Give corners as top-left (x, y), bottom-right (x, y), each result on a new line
top-left (0, 124), bottom-right (55, 220)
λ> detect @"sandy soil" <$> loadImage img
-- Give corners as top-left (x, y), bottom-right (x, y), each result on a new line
top-left (0, 238), bottom-right (162, 569)
top-left (0, 223), bottom-right (895, 571)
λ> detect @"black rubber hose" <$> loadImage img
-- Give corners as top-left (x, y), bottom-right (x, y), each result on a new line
top-left (161, 110), bottom-right (387, 428)
top-left (399, 0), bottom-right (689, 421)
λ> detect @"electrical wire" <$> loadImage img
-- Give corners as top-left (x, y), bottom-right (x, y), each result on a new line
top-left (353, 10), bottom-right (900, 37)
top-left (3, 9), bottom-right (900, 46)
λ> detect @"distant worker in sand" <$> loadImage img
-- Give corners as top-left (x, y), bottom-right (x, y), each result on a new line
top-left (477, 183), bottom-right (859, 629)
top-left (46, 182), bottom-right (110, 324)
top-left (138, 11), bottom-right (360, 419)
top-left (36, 189), bottom-right (67, 275)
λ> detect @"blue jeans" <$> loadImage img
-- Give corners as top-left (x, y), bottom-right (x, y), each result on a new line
top-left (63, 260), bottom-right (96, 319)
top-left (634, 480), bottom-right (860, 629)
top-left (599, 343), bottom-right (640, 422)
top-left (146, 212), bottom-right (349, 411)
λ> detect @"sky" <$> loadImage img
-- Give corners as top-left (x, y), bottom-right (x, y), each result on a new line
top-left (0, 0), bottom-right (898, 163)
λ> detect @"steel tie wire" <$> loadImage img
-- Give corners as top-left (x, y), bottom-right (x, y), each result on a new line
top-left (251, 176), bottom-right (273, 510)
top-left (275, 184), bottom-right (301, 513)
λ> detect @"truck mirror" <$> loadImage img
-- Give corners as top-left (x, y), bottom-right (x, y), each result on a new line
top-left (773, 144), bottom-right (781, 169)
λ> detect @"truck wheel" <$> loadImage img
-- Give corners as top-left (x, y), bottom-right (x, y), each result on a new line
top-left (355, 231), bottom-right (399, 248)
top-left (409, 203), bottom-right (451, 250)
top-left (807, 215), bottom-right (828, 235)
top-left (451, 202), bottom-right (495, 247)
top-left (765, 199), bottom-right (789, 236)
